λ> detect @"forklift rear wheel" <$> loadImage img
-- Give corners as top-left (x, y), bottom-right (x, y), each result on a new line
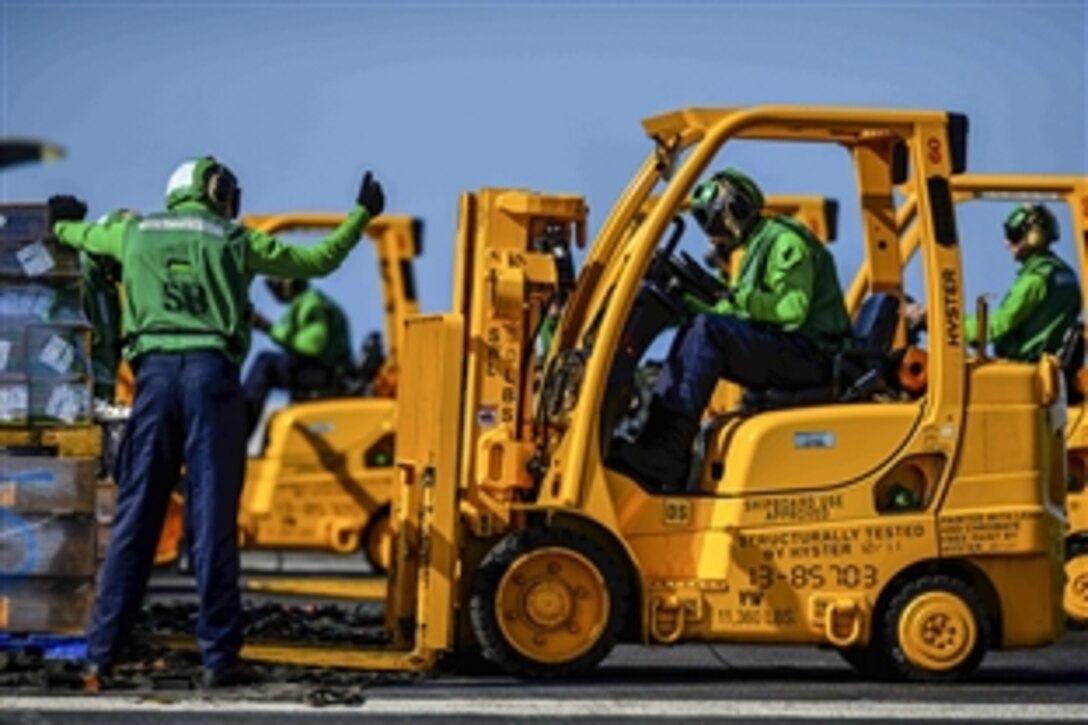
top-left (361, 510), bottom-right (393, 575)
top-left (881, 574), bottom-right (989, 682)
top-left (1063, 541), bottom-right (1088, 627)
top-left (470, 527), bottom-right (628, 679)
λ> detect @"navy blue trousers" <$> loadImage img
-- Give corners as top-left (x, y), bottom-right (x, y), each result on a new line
top-left (654, 314), bottom-right (831, 418)
top-left (88, 351), bottom-right (245, 673)
top-left (242, 350), bottom-right (327, 437)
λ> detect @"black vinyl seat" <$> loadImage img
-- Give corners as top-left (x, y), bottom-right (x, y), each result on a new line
top-left (1057, 322), bottom-right (1085, 405)
top-left (743, 293), bottom-right (901, 411)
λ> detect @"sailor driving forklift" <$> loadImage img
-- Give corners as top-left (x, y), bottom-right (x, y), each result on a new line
top-left (610, 168), bottom-right (852, 491)
top-left (49, 157), bottom-right (386, 688)
top-left (905, 203), bottom-right (1080, 362)
top-left (244, 276), bottom-right (352, 439)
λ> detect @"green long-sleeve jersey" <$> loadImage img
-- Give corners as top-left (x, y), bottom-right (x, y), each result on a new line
top-left (271, 288), bottom-right (352, 369)
top-left (54, 200), bottom-right (370, 365)
top-left (686, 217), bottom-right (852, 353)
top-left (964, 250), bottom-right (1080, 362)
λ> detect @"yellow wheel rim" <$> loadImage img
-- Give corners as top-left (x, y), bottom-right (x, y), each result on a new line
top-left (495, 547), bottom-right (610, 664)
top-left (365, 516), bottom-right (393, 572)
top-left (897, 591), bottom-right (977, 672)
top-left (1063, 554), bottom-right (1088, 623)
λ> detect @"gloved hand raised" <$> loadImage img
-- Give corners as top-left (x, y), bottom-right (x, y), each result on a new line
top-left (48, 194), bottom-right (88, 222)
top-left (356, 171), bottom-right (385, 218)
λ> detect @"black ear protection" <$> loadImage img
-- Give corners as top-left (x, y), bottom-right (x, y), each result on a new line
top-left (725, 183), bottom-right (755, 227)
top-left (204, 162), bottom-right (241, 219)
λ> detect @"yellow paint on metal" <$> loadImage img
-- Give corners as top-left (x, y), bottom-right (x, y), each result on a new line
top-left (496, 547), bottom-right (609, 664)
top-left (240, 642), bottom-right (434, 671)
top-left (1064, 554), bottom-right (1088, 624)
top-left (0, 426), bottom-right (102, 457)
top-left (160, 635), bottom-right (433, 671)
top-left (243, 576), bottom-right (388, 601)
top-left (897, 591), bottom-right (978, 672)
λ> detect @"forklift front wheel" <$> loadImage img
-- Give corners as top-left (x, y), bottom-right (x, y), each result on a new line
top-left (470, 527), bottom-right (628, 679)
top-left (1063, 541), bottom-right (1088, 626)
top-left (362, 510), bottom-right (393, 575)
top-left (881, 574), bottom-right (989, 682)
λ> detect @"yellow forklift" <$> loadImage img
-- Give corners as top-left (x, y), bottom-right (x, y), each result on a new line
top-left (847, 174), bottom-right (1088, 623)
top-left (235, 212), bottom-right (420, 572)
top-left (157, 213), bottom-right (421, 572)
top-left (230, 106), bottom-right (1066, 682)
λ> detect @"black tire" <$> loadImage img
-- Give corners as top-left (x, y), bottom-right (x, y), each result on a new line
top-left (469, 527), bottom-right (629, 679)
top-left (836, 643), bottom-right (893, 679)
top-left (878, 574), bottom-right (990, 682)
top-left (360, 508), bottom-right (392, 575)
top-left (1064, 539), bottom-right (1088, 629)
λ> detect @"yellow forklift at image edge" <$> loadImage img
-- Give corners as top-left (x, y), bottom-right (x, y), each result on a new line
top-left (848, 173), bottom-right (1088, 625)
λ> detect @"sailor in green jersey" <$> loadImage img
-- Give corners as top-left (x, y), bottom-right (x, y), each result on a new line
top-left (244, 277), bottom-right (353, 437)
top-left (49, 157), bottom-right (385, 688)
top-left (906, 204), bottom-right (1080, 362)
top-left (609, 168), bottom-right (852, 491)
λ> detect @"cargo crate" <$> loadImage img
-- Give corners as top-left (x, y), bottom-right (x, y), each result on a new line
top-left (0, 204), bottom-right (79, 280)
top-left (0, 513), bottom-right (96, 578)
top-left (0, 456), bottom-right (97, 514)
top-left (0, 377), bottom-right (93, 427)
top-left (0, 280), bottom-right (86, 325)
top-left (0, 324), bottom-right (91, 378)
top-left (0, 578), bottom-right (95, 633)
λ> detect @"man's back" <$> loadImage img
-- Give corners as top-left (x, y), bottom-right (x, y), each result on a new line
top-left (122, 204), bottom-right (251, 364)
top-left (994, 250), bottom-right (1080, 362)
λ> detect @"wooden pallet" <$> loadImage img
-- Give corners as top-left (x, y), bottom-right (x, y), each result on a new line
top-left (0, 424), bottom-right (102, 458)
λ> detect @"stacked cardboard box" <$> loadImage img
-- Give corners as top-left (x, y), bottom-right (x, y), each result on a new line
top-left (0, 204), bottom-right (93, 426)
top-left (0, 203), bottom-right (100, 633)
top-left (0, 456), bottom-right (99, 631)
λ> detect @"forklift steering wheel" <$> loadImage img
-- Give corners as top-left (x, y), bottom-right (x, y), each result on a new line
top-left (667, 251), bottom-right (730, 307)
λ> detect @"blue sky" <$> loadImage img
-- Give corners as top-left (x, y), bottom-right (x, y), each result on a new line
top-left (2, 0), bottom-right (1085, 372)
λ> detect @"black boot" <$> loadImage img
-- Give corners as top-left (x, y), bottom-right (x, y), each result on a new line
top-left (608, 400), bottom-right (700, 492)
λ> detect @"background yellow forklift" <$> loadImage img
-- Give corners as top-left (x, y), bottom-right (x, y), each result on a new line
top-left (846, 174), bottom-right (1088, 623)
top-left (223, 106), bottom-right (1065, 683)
top-left (157, 212), bottom-right (421, 573)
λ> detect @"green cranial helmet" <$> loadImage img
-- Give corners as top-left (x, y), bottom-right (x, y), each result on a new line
top-left (1004, 203), bottom-right (1059, 249)
top-left (689, 167), bottom-right (765, 238)
top-left (164, 155), bottom-right (241, 218)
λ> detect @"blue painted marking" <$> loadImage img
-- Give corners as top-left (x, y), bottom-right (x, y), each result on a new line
top-left (0, 509), bottom-right (40, 576)
top-left (0, 469), bottom-right (56, 487)
top-left (0, 633), bottom-right (87, 661)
